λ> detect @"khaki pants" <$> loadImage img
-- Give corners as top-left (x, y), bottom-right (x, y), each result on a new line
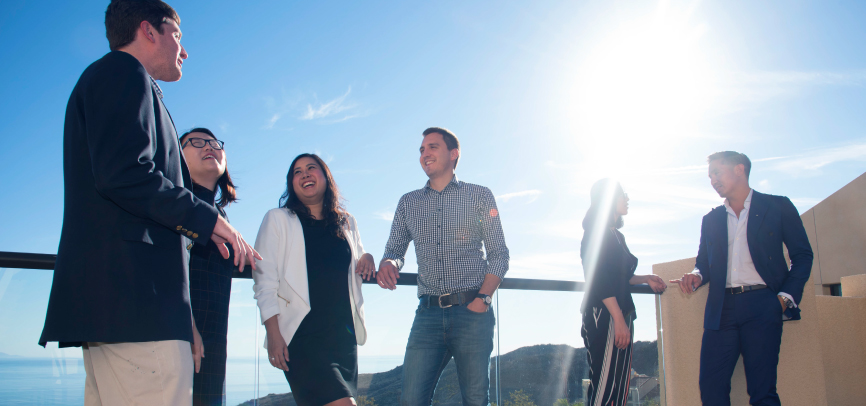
top-left (82, 340), bottom-right (193, 406)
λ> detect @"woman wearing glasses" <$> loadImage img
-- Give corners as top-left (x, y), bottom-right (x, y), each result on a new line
top-left (253, 153), bottom-right (375, 406)
top-left (579, 179), bottom-right (666, 405)
top-left (180, 128), bottom-right (238, 406)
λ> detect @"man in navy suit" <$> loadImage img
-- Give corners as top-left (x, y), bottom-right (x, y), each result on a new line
top-left (38, 1), bottom-right (259, 404)
top-left (672, 151), bottom-right (813, 406)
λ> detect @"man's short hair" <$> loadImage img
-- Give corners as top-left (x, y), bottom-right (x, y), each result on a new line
top-left (105, 0), bottom-right (180, 51)
top-left (708, 151), bottom-right (751, 179)
top-left (422, 127), bottom-right (460, 168)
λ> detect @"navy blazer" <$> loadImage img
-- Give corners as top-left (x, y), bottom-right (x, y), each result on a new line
top-left (39, 51), bottom-right (219, 347)
top-left (694, 190), bottom-right (813, 330)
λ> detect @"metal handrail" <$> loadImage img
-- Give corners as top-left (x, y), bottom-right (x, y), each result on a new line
top-left (0, 251), bottom-right (659, 294)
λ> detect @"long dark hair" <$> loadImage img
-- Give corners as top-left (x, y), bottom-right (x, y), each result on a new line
top-left (581, 179), bottom-right (625, 259)
top-left (279, 153), bottom-right (347, 238)
top-left (582, 178), bottom-right (625, 230)
top-left (179, 128), bottom-right (238, 208)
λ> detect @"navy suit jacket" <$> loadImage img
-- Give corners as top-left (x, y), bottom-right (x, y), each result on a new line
top-left (694, 190), bottom-right (813, 330)
top-left (39, 51), bottom-right (219, 347)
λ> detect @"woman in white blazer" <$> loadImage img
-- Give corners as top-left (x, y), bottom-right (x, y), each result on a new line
top-left (253, 153), bottom-right (375, 406)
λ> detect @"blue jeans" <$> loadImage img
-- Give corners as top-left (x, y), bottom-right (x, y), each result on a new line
top-left (400, 298), bottom-right (496, 406)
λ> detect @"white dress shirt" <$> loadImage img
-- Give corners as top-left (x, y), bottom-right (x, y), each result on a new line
top-left (693, 189), bottom-right (797, 312)
top-left (726, 190), bottom-right (765, 288)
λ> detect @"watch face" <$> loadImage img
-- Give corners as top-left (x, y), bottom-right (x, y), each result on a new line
top-left (482, 296), bottom-right (492, 304)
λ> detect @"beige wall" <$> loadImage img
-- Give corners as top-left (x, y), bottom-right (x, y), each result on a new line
top-left (653, 259), bottom-right (829, 406)
top-left (810, 172), bottom-right (866, 287)
top-left (815, 294), bottom-right (866, 406)
top-left (841, 274), bottom-right (866, 297)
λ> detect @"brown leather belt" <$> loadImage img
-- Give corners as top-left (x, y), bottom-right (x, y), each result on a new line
top-left (726, 284), bottom-right (767, 295)
top-left (421, 290), bottom-right (480, 308)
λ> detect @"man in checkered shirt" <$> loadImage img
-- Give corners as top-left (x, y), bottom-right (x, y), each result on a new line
top-left (377, 127), bottom-right (509, 406)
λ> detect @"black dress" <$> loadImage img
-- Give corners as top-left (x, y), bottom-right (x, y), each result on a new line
top-left (285, 216), bottom-right (357, 406)
top-left (189, 184), bottom-right (234, 406)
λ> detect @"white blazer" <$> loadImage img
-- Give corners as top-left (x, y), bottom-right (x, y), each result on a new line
top-left (252, 208), bottom-right (367, 349)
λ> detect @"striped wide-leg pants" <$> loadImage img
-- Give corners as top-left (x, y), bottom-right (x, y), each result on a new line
top-left (581, 306), bottom-right (634, 406)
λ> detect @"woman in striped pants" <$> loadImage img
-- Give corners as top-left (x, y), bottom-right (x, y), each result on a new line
top-left (579, 179), bottom-right (667, 405)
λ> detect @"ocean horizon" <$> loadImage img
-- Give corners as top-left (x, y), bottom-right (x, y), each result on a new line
top-left (0, 355), bottom-right (405, 406)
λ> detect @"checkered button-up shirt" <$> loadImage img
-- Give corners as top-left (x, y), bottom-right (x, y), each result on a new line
top-left (383, 175), bottom-right (510, 297)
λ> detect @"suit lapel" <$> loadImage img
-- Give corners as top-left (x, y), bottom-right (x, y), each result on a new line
top-left (151, 81), bottom-right (187, 188)
top-left (710, 206), bottom-right (728, 280)
top-left (746, 190), bottom-right (772, 285)
top-left (747, 191), bottom-right (768, 242)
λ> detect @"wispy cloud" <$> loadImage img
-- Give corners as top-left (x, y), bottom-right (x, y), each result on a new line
top-left (262, 86), bottom-right (368, 129)
top-left (300, 87), bottom-right (366, 123)
top-left (711, 70), bottom-right (866, 115)
top-left (264, 113), bottom-right (282, 130)
top-left (632, 141), bottom-right (866, 180)
top-left (761, 141), bottom-right (866, 175)
top-left (496, 189), bottom-right (542, 203)
top-left (313, 149), bottom-right (335, 164)
top-left (374, 208), bottom-right (395, 222)
top-left (261, 89), bottom-right (301, 130)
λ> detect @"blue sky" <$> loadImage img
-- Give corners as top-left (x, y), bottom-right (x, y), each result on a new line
top-left (2, 0), bottom-right (866, 374)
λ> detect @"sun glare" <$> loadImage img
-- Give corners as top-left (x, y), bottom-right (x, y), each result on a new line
top-left (572, 1), bottom-right (714, 182)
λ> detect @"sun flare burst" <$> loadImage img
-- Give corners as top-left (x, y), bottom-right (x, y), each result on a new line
top-left (571, 1), bottom-right (716, 183)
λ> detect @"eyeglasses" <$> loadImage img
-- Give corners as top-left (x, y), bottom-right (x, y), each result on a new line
top-left (182, 137), bottom-right (225, 150)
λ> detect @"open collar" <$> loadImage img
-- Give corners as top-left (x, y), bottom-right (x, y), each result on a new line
top-left (724, 188), bottom-right (753, 217)
top-left (424, 174), bottom-right (461, 194)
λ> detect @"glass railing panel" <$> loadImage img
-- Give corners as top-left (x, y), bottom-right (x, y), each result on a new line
top-left (0, 262), bottom-right (664, 406)
top-left (225, 278), bottom-right (264, 406)
top-left (246, 282), bottom-right (421, 406)
top-left (0, 268), bottom-right (85, 405)
top-left (491, 288), bottom-right (664, 406)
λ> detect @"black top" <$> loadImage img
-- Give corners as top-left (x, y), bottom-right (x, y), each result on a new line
top-left (188, 183), bottom-right (234, 404)
top-left (40, 51), bottom-right (219, 347)
top-left (580, 226), bottom-right (638, 318)
top-left (189, 184), bottom-right (230, 259)
top-left (294, 216), bottom-right (354, 339)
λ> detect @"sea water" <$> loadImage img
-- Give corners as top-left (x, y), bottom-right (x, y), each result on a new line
top-left (0, 355), bottom-right (404, 406)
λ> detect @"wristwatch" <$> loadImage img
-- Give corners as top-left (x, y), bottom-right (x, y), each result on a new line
top-left (779, 295), bottom-right (794, 308)
top-left (476, 293), bottom-right (492, 305)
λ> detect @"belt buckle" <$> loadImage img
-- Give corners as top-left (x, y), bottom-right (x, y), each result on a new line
top-left (732, 286), bottom-right (744, 294)
top-left (438, 295), bottom-right (453, 308)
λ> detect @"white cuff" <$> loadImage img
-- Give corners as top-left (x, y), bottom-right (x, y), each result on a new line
top-left (778, 292), bottom-right (797, 308)
top-left (691, 270), bottom-right (703, 281)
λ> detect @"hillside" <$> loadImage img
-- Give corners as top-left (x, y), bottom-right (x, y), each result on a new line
top-left (240, 341), bottom-right (659, 406)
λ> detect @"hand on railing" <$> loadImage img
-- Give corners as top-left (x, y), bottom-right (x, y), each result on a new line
top-left (670, 273), bottom-right (702, 294)
top-left (376, 259), bottom-right (400, 290)
top-left (355, 253), bottom-right (375, 281)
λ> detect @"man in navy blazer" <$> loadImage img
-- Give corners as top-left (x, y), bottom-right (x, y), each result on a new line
top-left (38, 1), bottom-right (259, 404)
top-left (672, 151), bottom-right (813, 406)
